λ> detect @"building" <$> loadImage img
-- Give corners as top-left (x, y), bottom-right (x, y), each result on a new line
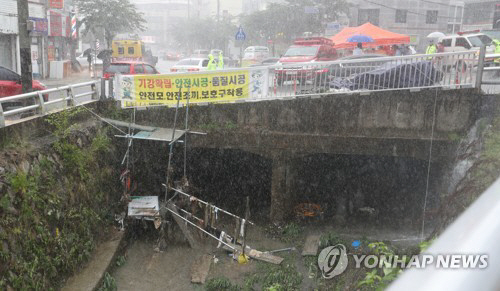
top-left (0, 0), bottom-right (74, 78)
top-left (347, 0), bottom-right (465, 50)
top-left (462, 0), bottom-right (500, 31)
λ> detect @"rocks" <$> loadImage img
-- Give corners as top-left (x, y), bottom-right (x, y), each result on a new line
top-left (0, 166), bottom-right (5, 176)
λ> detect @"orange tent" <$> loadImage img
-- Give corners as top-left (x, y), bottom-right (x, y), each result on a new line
top-left (331, 22), bottom-right (410, 49)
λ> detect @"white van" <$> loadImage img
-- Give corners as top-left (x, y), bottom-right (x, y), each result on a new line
top-left (242, 46), bottom-right (270, 66)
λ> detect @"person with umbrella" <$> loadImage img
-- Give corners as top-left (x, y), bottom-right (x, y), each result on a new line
top-left (353, 42), bottom-right (364, 56)
top-left (348, 34), bottom-right (374, 56)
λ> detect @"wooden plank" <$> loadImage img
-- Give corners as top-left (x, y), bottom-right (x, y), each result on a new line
top-left (302, 234), bottom-right (321, 256)
top-left (191, 254), bottom-right (212, 284)
top-left (167, 202), bottom-right (199, 249)
top-left (222, 243), bottom-right (284, 265)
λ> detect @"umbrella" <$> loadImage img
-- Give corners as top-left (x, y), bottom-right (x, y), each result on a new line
top-left (427, 31), bottom-right (445, 39)
top-left (97, 49), bottom-right (113, 59)
top-left (348, 34), bottom-right (374, 43)
top-left (82, 48), bottom-right (92, 57)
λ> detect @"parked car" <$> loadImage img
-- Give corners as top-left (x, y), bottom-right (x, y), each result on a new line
top-left (0, 66), bottom-right (48, 102)
top-left (243, 46), bottom-right (270, 67)
top-left (103, 61), bottom-right (159, 79)
top-left (439, 32), bottom-right (496, 65)
top-left (75, 52), bottom-right (103, 69)
top-left (170, 58), bottom-right (209, 73)
top-left (191, 49), bottom-right (210, 58)
top-left (165, 52), bottom-right (184, 61)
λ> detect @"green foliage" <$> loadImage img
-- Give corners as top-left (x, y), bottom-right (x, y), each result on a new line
top-left (75, 0), bottom-right (146, 47)
top-left (0, 110), bottom-right (117, 290)
top-left (418, 238), bottom-right (435, 253)
top-left (245, 255), bottom-right (303, 291)
top-left (357, 242), bottom-right (402, 290)
top-left (241, 0), bottom-right (348, 47)
top-left (281, 222), bottom-right (302, 243)
top-left (205, 277), bottom-right (240, 291)
top-left (319, 231), bottom-right (344, 249)
top-left (98, 273), bottom-right (117, 291)
top-left (115, 255), bottom-right (127, 267)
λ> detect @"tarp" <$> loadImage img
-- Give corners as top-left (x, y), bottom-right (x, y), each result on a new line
top-left (329, 61), bottom-right (443, 91)
top-left (331, 23), bottom-right (410, 49)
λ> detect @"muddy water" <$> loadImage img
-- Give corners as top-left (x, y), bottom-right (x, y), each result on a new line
top-left (113, 225), bottom-right (281, 290)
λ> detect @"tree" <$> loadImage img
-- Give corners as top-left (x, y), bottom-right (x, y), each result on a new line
top-left (242, 0), bottom-right (348, 46)
top-left (75, 0), bottom-right (146, 48)
top-left (169, 17), bottom-right (237, 54)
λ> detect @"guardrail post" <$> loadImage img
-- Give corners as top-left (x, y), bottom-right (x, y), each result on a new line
top-left (91, 83), bottom-right (98, 100)
top-left (101, 78), bottom-right (106, 100)
top-left (36, 92), bottom-right (46, 115)
top-left (109, 77), bottom-right (114, 99)
top-left (0, 103), bottom-right (5, 127)
top-left (475, 45), bottom-right (486, 90)
top-left (68, 86), bottom-right (75, 107)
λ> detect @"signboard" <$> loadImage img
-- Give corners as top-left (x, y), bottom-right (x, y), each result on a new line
top-left (49, 11), bottom-right (62, 36)
top-left (28, 17), bottom-right (48, 35)
top-left (235, 26), bottom-right (246, 41)
top-left (128, 196), bottom-right (159, 218)
top-left (115, 69), bottom-right (268, 108)
top-left (49, 0), bottom-right (64, 9)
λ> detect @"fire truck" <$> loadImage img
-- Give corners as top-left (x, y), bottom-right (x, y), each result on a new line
top-left (275, 37), bottom-right (337, 85)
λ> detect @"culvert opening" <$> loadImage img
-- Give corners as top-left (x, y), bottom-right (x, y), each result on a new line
top-left (128, 143), bottom-right (437, 233)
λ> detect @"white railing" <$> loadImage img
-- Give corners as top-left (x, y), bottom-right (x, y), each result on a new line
top-left (265, 51), bottom-right (478, 99)
top-left (1, 49), bottom-right (498, 127)
top-left (0, 80), bottom-right (100, 128)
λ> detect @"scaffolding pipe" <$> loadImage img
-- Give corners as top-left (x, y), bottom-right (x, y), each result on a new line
top-left (167, 186), bottom-right (255, 225)
top-left (165, 206), bottom-right (236, 251)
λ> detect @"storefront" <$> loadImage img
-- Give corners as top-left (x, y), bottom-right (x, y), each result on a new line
top-left (0, 0), bottom-right (18, 71)
top-left (29, 17), bottom-right (48, 78)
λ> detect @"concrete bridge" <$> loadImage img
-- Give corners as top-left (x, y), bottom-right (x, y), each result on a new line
top-left (134, 88), bottom-right (488, 222)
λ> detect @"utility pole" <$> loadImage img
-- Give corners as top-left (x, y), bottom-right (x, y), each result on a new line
top-left (217, 0), bottom-right (220, 22)
top-left (17, 0), bottom-right (33, 93)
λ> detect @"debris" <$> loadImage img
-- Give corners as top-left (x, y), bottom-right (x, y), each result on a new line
top-left (238, 254), bottom-right (249, 264)
top-left (166, 202), bottom-right (199, 249)
top-left (213, 255), bottom-right (219, 264)
top-left (302, 234), bottom-right (321, 256)
top-left (223, 243), bottom-right (284, 265)
top-left (265, 247), bottom-right (296, 254)
top-left (191, 254), bottom-right (212, 284)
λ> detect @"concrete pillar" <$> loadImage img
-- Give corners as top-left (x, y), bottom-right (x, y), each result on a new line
top-left (270, 152), bottom-right (291, 223)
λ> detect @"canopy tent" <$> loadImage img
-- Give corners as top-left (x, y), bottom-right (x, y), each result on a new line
top-left (331, 23), bottom-right (410, 49)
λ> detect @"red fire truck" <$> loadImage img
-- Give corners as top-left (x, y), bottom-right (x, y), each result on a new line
top-left (275, 37), bottom-right (337, 85)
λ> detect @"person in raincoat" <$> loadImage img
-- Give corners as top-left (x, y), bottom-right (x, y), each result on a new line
top-left (425, 39), bottom-right (437, 60)
top-left (207, 54), bottom-right (216, 70)
top-left (217, 51), bottom-right (224, 69)
top-left (493, 39), bottom-right (500, 76)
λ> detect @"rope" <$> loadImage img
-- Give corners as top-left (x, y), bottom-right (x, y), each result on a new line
top-left (164, 85), bottom-right (182, 201)
top-left (183, 87), bottom-right (191, 178)
top-left (81, 104), bottom-right (127, 134)
top-left (421, 87), bottom-right (438, 240)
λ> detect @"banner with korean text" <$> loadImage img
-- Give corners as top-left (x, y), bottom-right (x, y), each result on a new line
top-left (115, 68), bottom-right (268, 108)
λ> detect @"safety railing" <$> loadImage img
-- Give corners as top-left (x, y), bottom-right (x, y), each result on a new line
top-left (0, 80), bottom-right (100, 128)
top-left (265, 50), bottom-right (478, 99)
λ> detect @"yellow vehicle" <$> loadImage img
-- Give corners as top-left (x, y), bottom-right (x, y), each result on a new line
top-left (111, 38), bottom-right (158, 65)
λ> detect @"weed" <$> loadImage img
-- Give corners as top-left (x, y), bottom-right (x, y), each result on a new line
top-left (205, 277), bottom-right (240, 291)
top-left (97, 273), bottom-right (117, 291)
top-left (116, 255), bottom-right (126, 267)
top-left (281, 223), bottom-right (302, 243)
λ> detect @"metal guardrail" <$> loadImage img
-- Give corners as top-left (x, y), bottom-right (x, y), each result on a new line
top-left (0, 80), bottom-right (100, 128)
top-left (265, 51), bottom-right (478, 99)
top-left (1, 49), bottom-right (498, 127)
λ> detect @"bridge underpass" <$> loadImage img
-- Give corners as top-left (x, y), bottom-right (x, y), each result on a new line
top-left (132, 87), bottom-right (483, 232)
